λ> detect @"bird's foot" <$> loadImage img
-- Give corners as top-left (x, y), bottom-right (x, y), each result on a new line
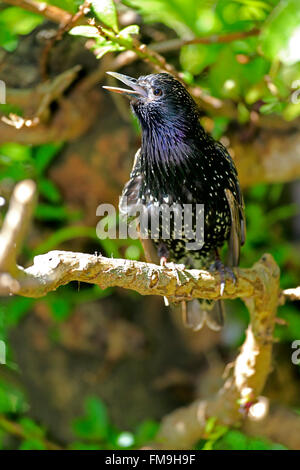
top-left (160, 257), bottom-right (186, 287)
top-left (209, 260), bottom-right (236, 296)
top-left (160, 256), bottom-right (168, 267)
top-left (163, 261), bottom-right (186, 287)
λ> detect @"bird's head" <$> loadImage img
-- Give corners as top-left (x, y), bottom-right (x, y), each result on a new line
top-left (103, 72), bottom-right (199, 131)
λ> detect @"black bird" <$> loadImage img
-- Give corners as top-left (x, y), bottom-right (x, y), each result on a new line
top-left (103, 72), bottom-right (246, 330)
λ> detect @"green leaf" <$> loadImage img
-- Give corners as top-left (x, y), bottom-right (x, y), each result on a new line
top-left (69, 26), bottom-right (100, 38)
top-left (134, 420), bottom-right (159, 446)
top-left (47, 296), bottom-right (72, 322)
top-left (19, 418), bottom-right (45, 438)
top-left (180, 43), bottom-right (222, 75)
top-left (38, 179), bottom-right (61, 203)
top-left (125, 244), bottom-right (141, 260)
top-left (45, 0), bottom-right (81, 14)
top-left (5, 297), bottom-right (34, 327)
top-left (261, 0), bottom-right (300, 65)
top-left (34, 142), bottom-right (63, 175)
top-left (96, 43), bottom-right (123, 59)
top-left (0, 7), bottom-right (43, 35)
top-left (73, 397), bottom-right (110, 441)
top-left (19, 439), bottom-right (46, 450)
top-left (0, 27), bottom-right (18, 52)
top-left (91, 0), bottom-right (119, 32)
top-left (0, 380), bottom-right (26, 413)
top-left (35, 204), bottom-right (69, 221)
top-left (118, 25), bottom-right (140, 43)
top-left (125, 0), bottom-right (200, 37)
top-left (0, 143), bottom-right (32, 162)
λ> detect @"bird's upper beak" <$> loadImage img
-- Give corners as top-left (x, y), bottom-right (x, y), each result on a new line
top-left (103, 71), bottom-right (147, 99)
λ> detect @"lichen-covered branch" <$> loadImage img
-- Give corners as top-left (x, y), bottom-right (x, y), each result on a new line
top-left (156, 255), bottom-right (280, 448)
top-left (3, 249), bottom-right (274, 304)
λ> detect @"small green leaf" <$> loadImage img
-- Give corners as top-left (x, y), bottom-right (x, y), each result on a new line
top-left (34, 142), bottom-right (63, 175)
top-left (261, 0), bottom-right (300, 65)
top-left (69, 26), bottom-right (100, 38)
top-left (0, 7), bottom-right (43, 35)
top-left (73, 397), bottom-right (110, 441)
top-left (47, 296), bottom-right (72, 322)
top-left (125, 244), bottom-right (141, 260)
top-left (96, 43), bottom-right (124, 59)
top-left (0, 143), bottom-right (32, 162)
top-left (35, 204), bottom-right (69, 221)
top-left (92, 0), bottom-right (119, 32)
top-left (19, 439), bottom-right (46, 450)
top-left (118, 24), bottom-right (139, 41)
top-left (38, 179), bottom-right (61, 203)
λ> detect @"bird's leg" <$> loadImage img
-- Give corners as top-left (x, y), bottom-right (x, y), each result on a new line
top-left (158, 243), bottom-right (171, 306)
top-left (158, 243), bottom-right (186, 307)
top-left (181, 300), bottom-right (188, 327)
top-left (209, 249), bottom-right (236, 296)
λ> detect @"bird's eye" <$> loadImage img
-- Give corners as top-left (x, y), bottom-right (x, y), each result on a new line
top-left (153, 88), bottom-right (163, 97)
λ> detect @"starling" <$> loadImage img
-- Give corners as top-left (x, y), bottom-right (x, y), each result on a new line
top-left (103, 72), bottom-right (246, 330)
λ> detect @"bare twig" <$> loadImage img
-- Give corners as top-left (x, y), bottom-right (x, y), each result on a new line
top-left (151, 28), bottom-right (260, 53)
top-left (2, 66), bottom-right (81, 129)
top-left (3, 0), bottom-right (73, 25)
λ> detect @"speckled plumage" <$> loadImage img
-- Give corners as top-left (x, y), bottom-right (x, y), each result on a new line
top-left (114, 73), bottom-right (246, 329)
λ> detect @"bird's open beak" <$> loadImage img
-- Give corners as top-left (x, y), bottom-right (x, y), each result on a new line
top-left (103, 71), bottom-right (147, 98)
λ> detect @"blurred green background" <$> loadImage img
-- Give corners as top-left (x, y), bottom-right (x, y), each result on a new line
top-left (0, 0), bottom-right (299, 450)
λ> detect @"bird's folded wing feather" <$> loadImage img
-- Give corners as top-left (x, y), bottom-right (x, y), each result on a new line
top-left (214, 142), bottom-right (246, 266)
top-left (119, 148), bottom-right (143, 218)
top-left (119, 148), bottom-right (159, 263)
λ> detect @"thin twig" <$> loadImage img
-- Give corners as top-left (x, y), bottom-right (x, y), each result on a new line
top-left (151, 28), bottom-right (260, 53)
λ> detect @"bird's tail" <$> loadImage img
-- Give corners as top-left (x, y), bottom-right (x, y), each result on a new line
top-left (182, 299), bottom-right (225, 331)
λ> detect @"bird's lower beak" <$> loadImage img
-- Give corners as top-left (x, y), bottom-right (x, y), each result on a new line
top-left (103, 71), bottom-right (147, 98)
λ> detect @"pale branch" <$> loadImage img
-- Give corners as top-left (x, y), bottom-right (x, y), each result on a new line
top-left (157, 255), bottom-right (280, 448)
top-left (0, 250), bottom-right (274, 303)
top-left (0, 180), bottom-right (36, 274)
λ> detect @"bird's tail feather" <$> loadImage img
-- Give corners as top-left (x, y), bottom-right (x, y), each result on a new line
top-left (182, 299), bottom-right (225, 331)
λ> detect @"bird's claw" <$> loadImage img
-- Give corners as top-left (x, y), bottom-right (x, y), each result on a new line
top-left (209, 260), bottom-right (236, 296)
top-left (161, 260), bottom-right (186, 286)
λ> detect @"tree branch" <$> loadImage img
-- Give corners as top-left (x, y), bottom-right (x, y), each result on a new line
top-left (151, 28), bottom-right (260, 53)
top-left (156, 255), bottom-right (280, 448)
top-left (3, 0), bottom-right (73, 25)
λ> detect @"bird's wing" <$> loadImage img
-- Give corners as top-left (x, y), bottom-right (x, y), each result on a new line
top-left (119, 148), bottom-right (159, 264)
top-left (214, 142), bottom-right (246, 266)
top-left (119, 148), bottom-right (143, 218)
